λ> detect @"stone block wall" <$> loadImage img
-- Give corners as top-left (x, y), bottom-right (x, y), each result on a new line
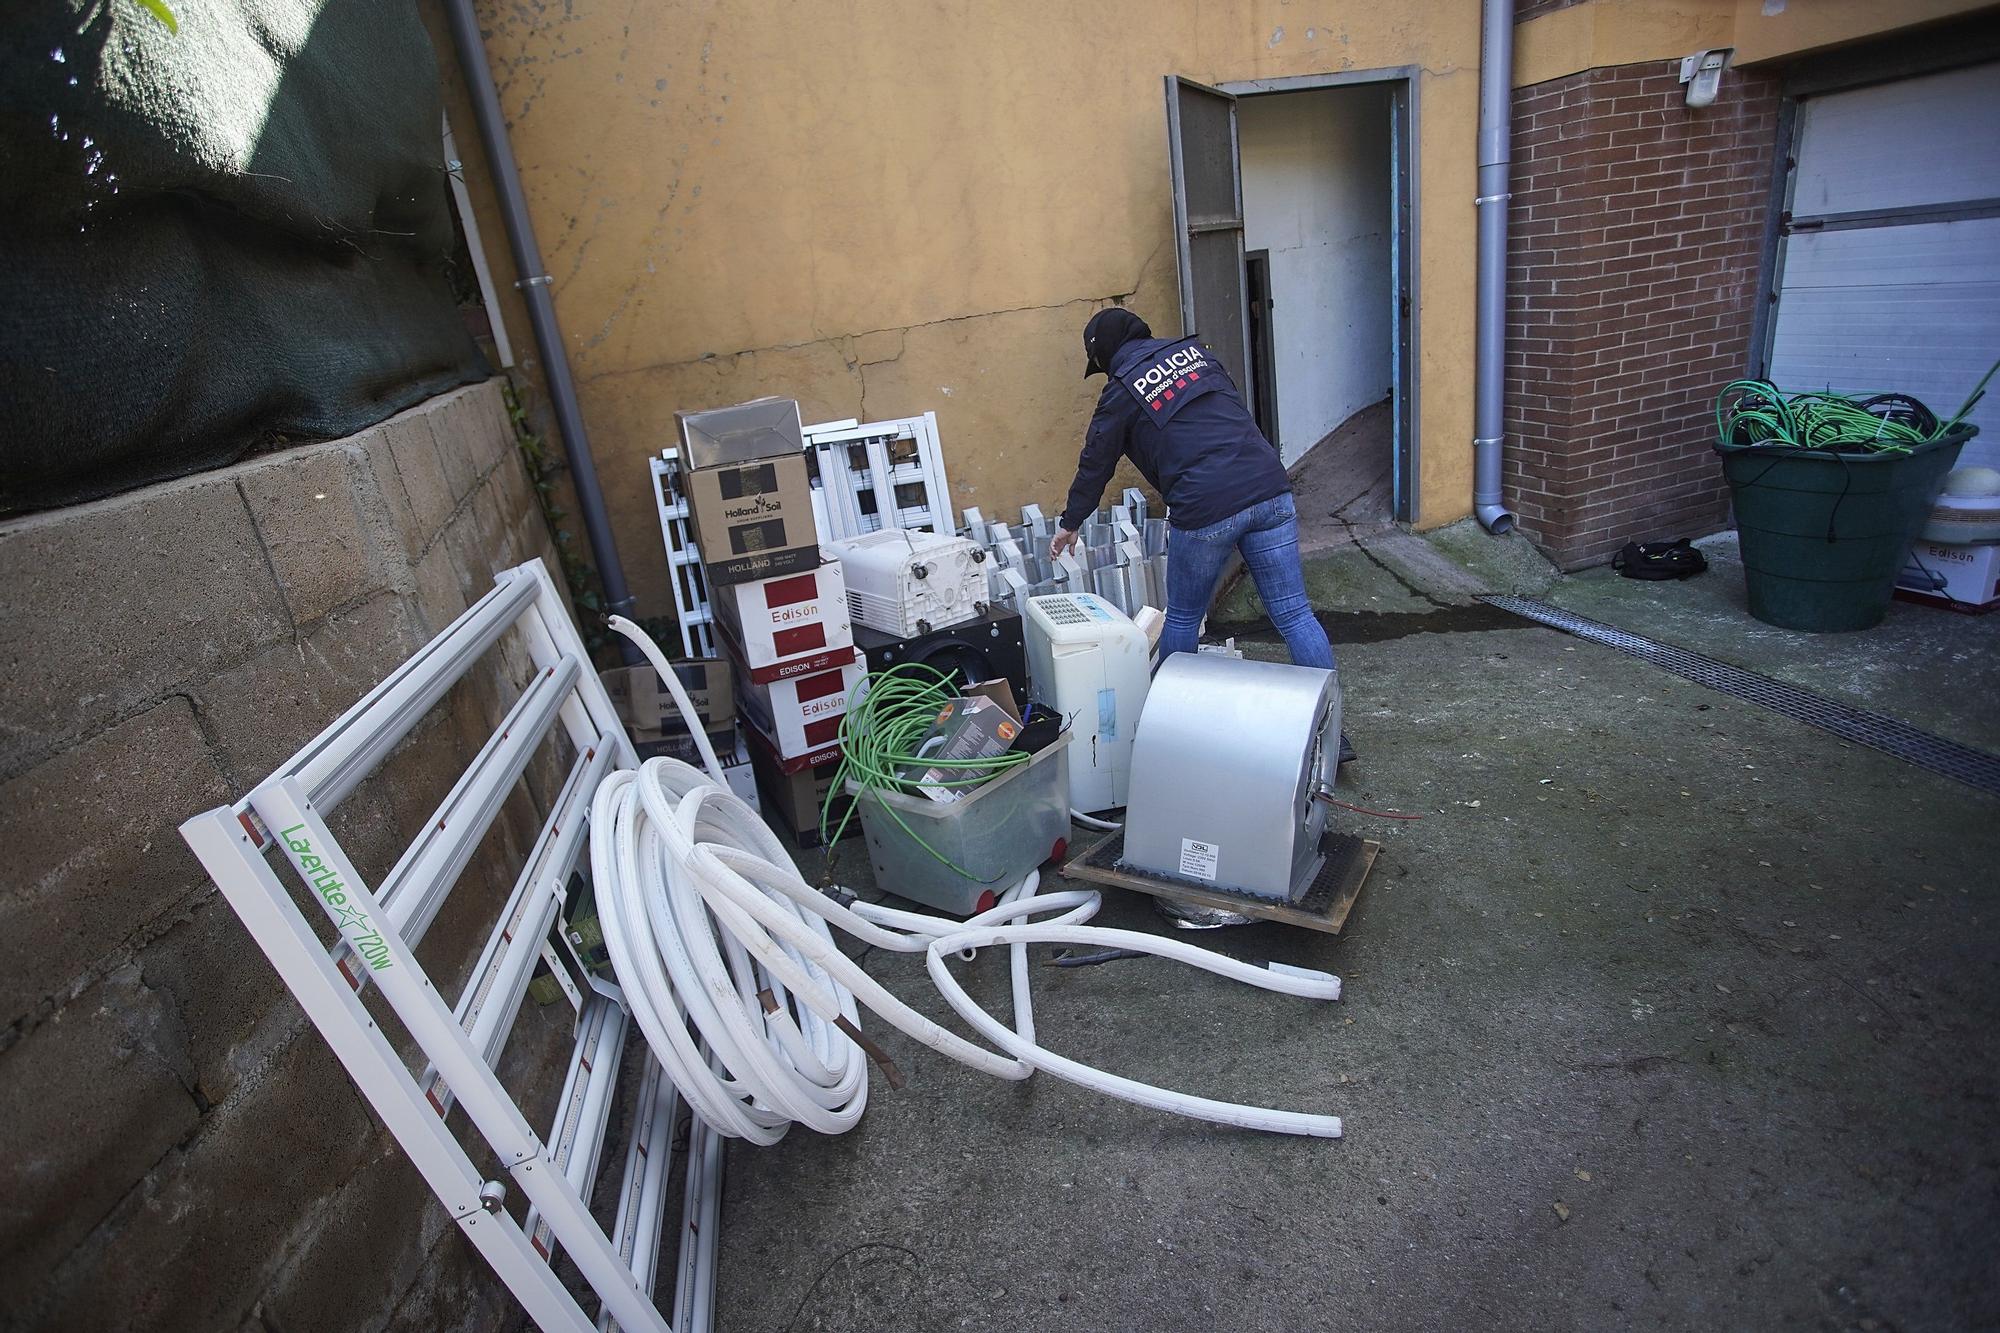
top-left (1504, 59), bottom-right (1782, 568)
top-left (0, 379), bottom-right (571, 1330)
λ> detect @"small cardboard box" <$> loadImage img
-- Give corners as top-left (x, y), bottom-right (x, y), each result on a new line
top-left (1902, 541), bottom-right (2000, 609)
top-left (707, 731), bottom-right (760, 812)
top-left (721, 752), bottom-right (760, 811)
top-left (624, 720), bottom-right (759, 809)
top-left (743, 718), bottom-right (853, 845)
top-left (632, 724), bottom-right (739, 766)
top-left (600, 659), bottom-right (734, 736)
top-left (711, 561), bottom-right (855, 682)
top-left (900, 683), bottom-right (1024, 804)
top-left (682, 453), bottom-right (820, 587)
top-left (735, 655), bottom-right (864, 762)
top-left (677, 397), bottom-right (804, 471)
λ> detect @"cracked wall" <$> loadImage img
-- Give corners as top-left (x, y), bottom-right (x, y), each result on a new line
top-left (0, 380), bottom-right (565, 1331)
top-left (425, 0), bottom-right (1487, 618)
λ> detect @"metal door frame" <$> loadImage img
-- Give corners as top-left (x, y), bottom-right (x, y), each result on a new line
top-left (1218, 68), bottom-right (1421, 524)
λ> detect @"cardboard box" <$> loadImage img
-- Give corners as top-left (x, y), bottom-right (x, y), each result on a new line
top-left (632, 724), bottom-right (740, 767)
top-left (900, 683), bottom-right (1024, 804)
top-left (599, 659), bottom-right (734, 736)
top-left (677, 397), bottom-right (804, 470)
top-left (735, 655), bottom-right (863, 763)
top-left (1901, 541), bottom-right (2000, 609)
top-left (711, 562), bottom-right (855, 682)
top-left (721, 753), bottom-right (760, 811)
top-left (713, 731), bottom-right (759, 812)
top-left (625, 723), bottom-right (760, 810)
top-left (682, 453), bottom-right (820, 587)
top-left (745, 721), bottom-right (852, 846)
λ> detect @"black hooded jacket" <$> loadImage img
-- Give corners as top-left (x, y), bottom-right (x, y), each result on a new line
top-left (1061, 334), bottom-right (1291, 532)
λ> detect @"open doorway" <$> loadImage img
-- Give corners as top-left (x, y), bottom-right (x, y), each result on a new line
top-left (1165, 72), bottom-right (1416, 525)
top-left (1238, 86), bottom-right (1395, 527)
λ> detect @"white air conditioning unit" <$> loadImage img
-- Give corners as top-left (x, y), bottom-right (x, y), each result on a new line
top-left (825, 529), bottom-right (987, 636)
top-left (1022, 593), bottom-right (1151, 813)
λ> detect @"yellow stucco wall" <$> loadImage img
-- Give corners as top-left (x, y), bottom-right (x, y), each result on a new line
top-left (1516, 0), bottom-right (1998, 87)
top-left (428, 0), bottom-right (1992, 617)
top-left (433, 0), bottom-right (1485, 617)
top-left (1514, 0), bottom-right (1734, 87)
top-left (1729, 0), bottom-right (1996, 65)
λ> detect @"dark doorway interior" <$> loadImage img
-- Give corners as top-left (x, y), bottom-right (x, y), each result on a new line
top-left (1245, 248), bottom-right (1281, 446)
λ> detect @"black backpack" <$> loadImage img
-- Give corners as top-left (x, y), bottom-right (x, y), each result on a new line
top-left (1612, 539), bottom-right (1708, 581)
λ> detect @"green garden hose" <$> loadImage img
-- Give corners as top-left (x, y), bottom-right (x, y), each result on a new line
top-left (819, 662), bottom-right (1031, 878)
top-left (1717, 356), bottom-right (1998, 455)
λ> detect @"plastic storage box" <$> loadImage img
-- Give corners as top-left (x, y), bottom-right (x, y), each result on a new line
top-left (849, 732), bottom-right (1071, 915)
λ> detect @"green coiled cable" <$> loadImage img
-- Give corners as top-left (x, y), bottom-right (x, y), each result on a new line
top-left (1717, 356), bottom-right (1998, 455)
top-left (819, 661), bottom-right (1031, 878)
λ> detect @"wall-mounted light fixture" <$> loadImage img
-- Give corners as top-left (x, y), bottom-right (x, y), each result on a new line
top-left (1679, 48), bottom-right (1734, 108)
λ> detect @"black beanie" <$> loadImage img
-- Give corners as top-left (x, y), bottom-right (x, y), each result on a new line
top-left (1082, 308), bottom-right (1152, 378)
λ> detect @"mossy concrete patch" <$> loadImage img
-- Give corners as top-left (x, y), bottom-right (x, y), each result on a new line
top-left (1426, 517), bottom-right (1562, 597)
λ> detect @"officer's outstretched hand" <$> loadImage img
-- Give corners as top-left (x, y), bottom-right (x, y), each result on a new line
top-left (1050, 526), bottom-right (1079, 560)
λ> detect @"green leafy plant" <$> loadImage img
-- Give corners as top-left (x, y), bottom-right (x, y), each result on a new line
top-left (130, 0), bottom-right (178, 33)
top-left (632, 614), bottom-right (681, 646)
top-left (504, 379), bottom-right (610, 653)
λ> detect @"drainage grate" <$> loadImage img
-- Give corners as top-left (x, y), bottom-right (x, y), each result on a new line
top-left (1479, 596), bottom-right (2000, 798)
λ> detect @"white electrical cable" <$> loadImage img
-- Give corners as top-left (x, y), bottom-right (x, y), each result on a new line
top-left (1069, 809), bottom-right (1122, 831)
top-left (596, 616), bottom-right (1345, 1141)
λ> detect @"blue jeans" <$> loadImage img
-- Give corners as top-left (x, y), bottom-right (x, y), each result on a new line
top-left (1161, 492), bottom-right (1335, 670)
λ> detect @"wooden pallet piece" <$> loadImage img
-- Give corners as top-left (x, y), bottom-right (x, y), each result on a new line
top-left (1060, 829), bottom-right (1379, 937)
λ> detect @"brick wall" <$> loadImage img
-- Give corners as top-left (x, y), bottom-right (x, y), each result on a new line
top-left (0, 380), bottom-right (565, 1331)
top-left (1504, 60), bottom-right (1782, 568)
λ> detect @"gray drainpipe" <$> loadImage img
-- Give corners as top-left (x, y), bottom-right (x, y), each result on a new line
top-left (440, 0), bottom-right (639, 631)
top-left (1473, 0), bottom-right (1518, 534)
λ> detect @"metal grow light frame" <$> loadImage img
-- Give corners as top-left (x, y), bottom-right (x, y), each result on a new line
top-left (803, 412), bottom-right (956, 539)
top-left (178, 558), bottom-right (717, 1333)
top-left (651, 449), bottom-right (719, 660)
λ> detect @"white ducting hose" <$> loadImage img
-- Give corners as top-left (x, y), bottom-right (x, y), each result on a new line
top-left (594, 616), bottom-right (1345, 1141)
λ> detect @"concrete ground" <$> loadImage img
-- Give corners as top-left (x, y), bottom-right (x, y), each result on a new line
top-left (709, 522), bottom-right (2000, 1333)
top-left (1545, 532), bottom-right (2000, 754)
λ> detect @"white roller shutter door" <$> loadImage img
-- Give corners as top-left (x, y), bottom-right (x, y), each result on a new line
top-left (1768, 62), bottom-right (2000, 470)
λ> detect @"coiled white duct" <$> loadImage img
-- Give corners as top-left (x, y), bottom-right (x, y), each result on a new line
top-left (593, 616), bottom-right (1344, 1141)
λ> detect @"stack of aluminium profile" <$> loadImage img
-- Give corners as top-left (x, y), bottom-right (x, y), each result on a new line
top-left (963, 487), bottom-right (1168, 617)
top-left (176, 561), bottom-right (720, 1333)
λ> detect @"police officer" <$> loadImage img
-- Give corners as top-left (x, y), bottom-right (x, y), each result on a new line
top-left (1054, 308), bottom-right (1337, 678)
